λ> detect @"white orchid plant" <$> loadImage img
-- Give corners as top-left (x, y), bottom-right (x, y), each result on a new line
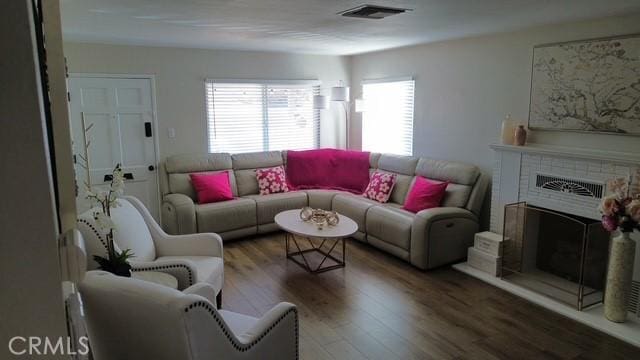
top-left (87, 164), bottom-right (135, 276)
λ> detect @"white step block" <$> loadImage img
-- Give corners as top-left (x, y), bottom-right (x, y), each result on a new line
top-left (474, 231), bottom-right (509, 257)
top-left (468, 247), bottom-right (501, 276)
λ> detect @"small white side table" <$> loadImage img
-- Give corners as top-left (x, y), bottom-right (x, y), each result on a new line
top-left (275, 209), bottom-right (358, 273)
top-left (132, 271), bottom-right (178, 289)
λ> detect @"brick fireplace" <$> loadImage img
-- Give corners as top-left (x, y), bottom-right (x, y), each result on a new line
top-left (452, 143), bottom-right (640, 346)
top-left (489, 143), bottom-right (640, 314)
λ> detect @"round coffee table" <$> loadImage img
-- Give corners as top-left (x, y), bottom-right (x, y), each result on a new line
top-left (275, 209), bottom-right (357, 273)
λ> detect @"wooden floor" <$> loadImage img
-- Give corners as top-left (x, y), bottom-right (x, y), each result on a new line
top-left (221, 234), bottom-right (640, 360)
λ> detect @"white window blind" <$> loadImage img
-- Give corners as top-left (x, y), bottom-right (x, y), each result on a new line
top-left (205, 81), bottom-right (320, 154)
top-left (362, 78), bottom-right (415, 156)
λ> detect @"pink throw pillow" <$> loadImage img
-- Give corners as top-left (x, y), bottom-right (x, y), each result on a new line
top-left (189, 171), bottom-right (234, 204)
top-left (256, 166), bottom-right (289, 195)
top-left (403, 176), bottom-right (449, 213)
top-left (363, 171), bottom-right (397, 203)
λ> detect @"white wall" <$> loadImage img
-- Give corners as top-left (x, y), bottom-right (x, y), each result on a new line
top-left (350, 13), bottom-right (640, 175)
top-left (63, 43), bottom-right (351, 163)
top-left (0, 1), bottom-right (68, 357)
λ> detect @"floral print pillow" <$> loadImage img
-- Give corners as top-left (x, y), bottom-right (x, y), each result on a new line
top-left (363, 171), bottom-right (397, 203)
top-left (256, 166), bottom-right (289, 195)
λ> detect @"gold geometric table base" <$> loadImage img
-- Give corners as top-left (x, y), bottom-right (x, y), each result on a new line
top-left (285, 232), bottom-right (345, 274)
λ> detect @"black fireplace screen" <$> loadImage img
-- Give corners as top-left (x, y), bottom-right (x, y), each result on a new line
top-left (502, 202), bottom-right (609, 310)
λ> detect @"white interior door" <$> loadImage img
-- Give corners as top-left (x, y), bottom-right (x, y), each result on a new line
top-left (69, 76), bottom-right (160, 221)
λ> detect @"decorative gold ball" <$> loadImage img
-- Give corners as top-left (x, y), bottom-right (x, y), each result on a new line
top-left (299, 206), bottom-right (313, 221)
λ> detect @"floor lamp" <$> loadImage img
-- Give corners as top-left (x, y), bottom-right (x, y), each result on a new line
top-left (313, 82), bottom-right (351, 149)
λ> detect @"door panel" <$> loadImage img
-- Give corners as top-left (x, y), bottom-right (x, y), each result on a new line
top-left (119, 113), bottom-right (147, 166)
top-left (69, 76), bottom-right (160, 221)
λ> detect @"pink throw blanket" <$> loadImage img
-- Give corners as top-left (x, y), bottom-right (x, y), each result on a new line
top-left (286, 149), bottom-right (371, 193)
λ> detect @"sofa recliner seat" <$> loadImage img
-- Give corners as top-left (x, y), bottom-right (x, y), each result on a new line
top-left (161, 150), bottom-right (489, 270)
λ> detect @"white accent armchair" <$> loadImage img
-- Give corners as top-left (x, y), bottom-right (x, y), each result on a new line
top-left (80, 271), bottom-right (299, 360)
top-left (77, 196), bottom-right (224, 307)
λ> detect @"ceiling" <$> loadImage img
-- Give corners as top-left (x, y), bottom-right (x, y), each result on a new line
top-left (60, 0), bottom-right (640, 55)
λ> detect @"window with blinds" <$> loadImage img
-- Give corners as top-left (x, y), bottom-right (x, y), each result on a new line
top-left (205, 81), bottom-right (320, 154)
top-left (361, 78), bottom-right (415, 156)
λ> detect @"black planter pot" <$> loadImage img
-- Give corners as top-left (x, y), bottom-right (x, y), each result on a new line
top-left (93, 255), bottom-right (132, 277)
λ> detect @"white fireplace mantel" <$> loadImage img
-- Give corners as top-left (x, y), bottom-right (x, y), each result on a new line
top-left (489, 142), bottom-right (640, 233)
top-left (490, 143), bottom-right (640, 165)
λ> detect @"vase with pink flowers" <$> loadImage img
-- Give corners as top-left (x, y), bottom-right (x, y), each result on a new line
top-left (600, 191), bottom-right (640, 323)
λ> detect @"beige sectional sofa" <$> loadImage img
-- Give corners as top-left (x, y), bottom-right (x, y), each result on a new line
top-left (160, 151), bottom-right (488, 270)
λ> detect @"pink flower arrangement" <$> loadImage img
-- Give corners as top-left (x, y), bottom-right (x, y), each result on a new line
top-left (599, 194), bottom-right (640, 233)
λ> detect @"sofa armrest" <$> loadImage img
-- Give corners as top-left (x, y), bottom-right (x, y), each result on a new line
top-left (162, 193), bottom-right (197, 234)
top-left (130, 259), bottom-right (197, 289)
top-left (410, 207), bottom-right (479, 270)
top-left (415, 207), bottom-right (478, 222)
top-left (154, 232), bottom-right (223, 259)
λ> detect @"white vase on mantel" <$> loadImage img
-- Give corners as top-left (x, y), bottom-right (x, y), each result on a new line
top-left (604, 231), bottom-right (636, 323)
top-left (500, 114), bottom-right (516, 145)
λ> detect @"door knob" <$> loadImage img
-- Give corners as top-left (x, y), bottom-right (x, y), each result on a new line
top-left (148, 165), bottom-right (155, 171)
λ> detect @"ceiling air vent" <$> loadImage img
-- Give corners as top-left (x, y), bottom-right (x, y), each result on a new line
top-left (338, 4), bottom-right (411, 19)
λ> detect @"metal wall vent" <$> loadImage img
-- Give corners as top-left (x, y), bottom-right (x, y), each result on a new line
top-left (338, 4), bottom-right (411, 19)
top-left (535, 174), bottom-right (604, 199)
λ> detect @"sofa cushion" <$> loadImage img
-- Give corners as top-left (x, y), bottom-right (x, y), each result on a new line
top-left (165, 153), bottom-right (232, 174)
top-left (441, 183), bottom-right (473, 208)
top-left (369, 152), bottom-right (381, 168)
top-left (232, 151), bottom-right (283, 170)
top-left (256, 166), bottom-right (289, 195)
top-left (155, 255), bottom-right (223, 291)
top-left (363, 171), bottom-right (397, 203)
top-left (403, 177), bottom-right (448, 213)
top-left (332, 194), bottom-right (379, 234)
top-left (377, 154), bottom-right (419, 176)
top-left (244, 192), bottom-right (308, 224)
top-left (385, 172), bottom-right (414, 205)
top-left (231, 151), bottom-right (285, 197)
top-left (415, 158), bottom-right (479, 186)
top-left (234, 169), bottom-right (259, 196)
top-left (169, 171), bottom-right (239, 201)
top-left (190, 171), bottom-right (234, 204)
top-left (195, 198), bottom-right (256, 233)
top-left (366, 205), bottom-right (415, 250)
top-left (305, 189), bottom-right (345, 210)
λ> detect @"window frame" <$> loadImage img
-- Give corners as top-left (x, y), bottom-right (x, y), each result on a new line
top-left (204, 78), bottom-right (321, 154)
top-left (361, 76), bottom-right (415, 156)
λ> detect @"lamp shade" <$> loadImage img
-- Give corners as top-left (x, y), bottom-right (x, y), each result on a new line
top-left (330, 86), bottom-right (350, 102)
top-left (312, 94), bottom-right (329, 109)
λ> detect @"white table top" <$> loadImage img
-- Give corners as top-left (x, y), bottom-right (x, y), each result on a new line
top-left (275, 209), bottom-right (358, 239)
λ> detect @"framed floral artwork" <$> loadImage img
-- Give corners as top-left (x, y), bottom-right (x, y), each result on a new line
top-left (529, 34), bottom-right (640, 135)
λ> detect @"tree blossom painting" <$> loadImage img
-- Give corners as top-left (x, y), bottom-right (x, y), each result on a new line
top-left (529, 35), bottom-right (640, 135)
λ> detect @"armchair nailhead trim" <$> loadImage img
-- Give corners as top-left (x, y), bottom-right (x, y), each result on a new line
top-left (78, 219), bottom-right (195, 286)
top-left (131, 264), bottom-right (194, 286)
top-left (78, 219), bottom-right (109, 252)
top-left (185, 301), bottom-right (299, 358)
